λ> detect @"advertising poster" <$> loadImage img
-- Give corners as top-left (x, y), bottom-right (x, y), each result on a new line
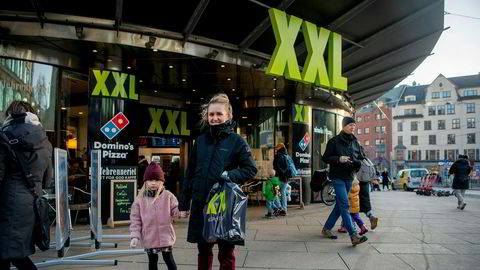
top-left (138, 105), bottom-right (192, 138)
top-left (88, 69), bottom-right (139, 223)
top-left (90, 150), bottom-right (102, 240)
top-left (55, 148), bottom-right (70, 250)
top-left (109, 180), bottom-right (137, 227)
top-left (292, 104), bottom-right (312, 176)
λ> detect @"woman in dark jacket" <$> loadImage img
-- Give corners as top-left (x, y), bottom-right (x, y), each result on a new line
top-left (0, 101), bottom-right (53, 270)
top-left (449, 155), bottom-right (472, 210)
top-left (179, 94), bottom-right (257, 270)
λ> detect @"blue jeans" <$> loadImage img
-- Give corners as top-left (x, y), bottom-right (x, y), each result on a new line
top-left (266, 198), bottom-right (282, 213)
top-left (279, 182), bottom-right (288, 212)
top-left (324, 179), bottom-right (357, 236)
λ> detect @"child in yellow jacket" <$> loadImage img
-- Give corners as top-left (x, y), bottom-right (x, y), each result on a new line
top-left (338, 178), bottom-right (368, 235)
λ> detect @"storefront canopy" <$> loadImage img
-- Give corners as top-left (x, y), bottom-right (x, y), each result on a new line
top-left (0, 0), bottom-right (444, 107)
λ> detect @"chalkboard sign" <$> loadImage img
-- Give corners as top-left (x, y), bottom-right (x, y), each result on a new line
top-left (109, 180), bottom-right (137, 227)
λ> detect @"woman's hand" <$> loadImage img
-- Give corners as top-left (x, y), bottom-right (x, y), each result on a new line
top-left (130, 238), bottom-right (139, 248)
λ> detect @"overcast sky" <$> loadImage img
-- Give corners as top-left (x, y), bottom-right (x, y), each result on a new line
top-left (397, 0), bottom-right (480, 86)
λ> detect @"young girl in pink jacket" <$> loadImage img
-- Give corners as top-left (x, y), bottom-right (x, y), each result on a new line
top-left (130, 163), bottom-right (180, 270)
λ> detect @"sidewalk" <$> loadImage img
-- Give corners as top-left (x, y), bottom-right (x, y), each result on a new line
top-left (30, 191), bottom-right (480, 269)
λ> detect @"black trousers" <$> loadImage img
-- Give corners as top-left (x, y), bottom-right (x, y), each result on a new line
top-left (147, 252), bottom-right (177, 270)
top-left (0, 257), bottom-right (37, 270)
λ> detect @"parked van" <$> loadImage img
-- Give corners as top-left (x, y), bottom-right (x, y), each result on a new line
top-left (393, 168), bottom-right (429, 191)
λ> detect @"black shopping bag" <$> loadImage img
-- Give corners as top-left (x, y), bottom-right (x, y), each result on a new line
top-left (203, 180), bottom-right (247, 245)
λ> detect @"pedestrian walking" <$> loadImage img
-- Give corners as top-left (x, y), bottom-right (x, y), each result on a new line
top-left (263, 169), bottom-right (282, 218)
top-left (382, 169), bottom-right (389, 191)
top-left (320, 116), bottom-right (368, 246)
top-left (130, 163), bottom-right (179, 270)
top-left (449, 155), bottom-right (472, 210)
top-left (273, 143), bottom-right (289, 216)
top-left (337, 178), bottom-right (369, 235)
top-left (178, 94), bottom-right (257, 270)
top-left (0, 101), bottom-right (53, 270)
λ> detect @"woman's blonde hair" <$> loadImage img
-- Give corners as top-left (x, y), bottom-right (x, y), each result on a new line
top-left (200, 93), bottom-right (233, 126)
top-left (136, 181), bottom-right (164, 204)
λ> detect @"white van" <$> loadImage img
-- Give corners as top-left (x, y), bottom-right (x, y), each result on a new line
top-left (393, 168), bottom-right (429, 191)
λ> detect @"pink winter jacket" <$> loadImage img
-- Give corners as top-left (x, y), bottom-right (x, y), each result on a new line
top-left (129, 190), bottom-right (180, 248)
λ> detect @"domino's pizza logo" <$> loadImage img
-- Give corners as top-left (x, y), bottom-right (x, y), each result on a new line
top-left (298, 132), bottom-right (309, 151)
top-left (100, 112), bottom-right (129, 140)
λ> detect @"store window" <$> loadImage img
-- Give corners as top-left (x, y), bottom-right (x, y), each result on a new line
top-left (313, 110), bottom-right (336, 170)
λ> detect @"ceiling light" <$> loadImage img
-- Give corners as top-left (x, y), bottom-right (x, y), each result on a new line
top-left (308, 96), bottom-right (312, 99)
top-left (242, 116), bottom-right (247, 119)
top-left (127, 66), bottom-right (131, 69)
top-left (153, 49), bottom-right (158, 52)
top-left (236, 97), bottom-right (239, 100)
top-left (248, 124), bottom-right (252, 126)
top-left (182, 78), bottom-right (186, 82)
top-left (169, 65), bottom-right (173, 69)
top-left (139, 79), bottom-right (143, 83)
top-left (272, 94), bottom-right (276, 98)
top-left (192, 89), bottom-right (196, 92)
top-left (227, 78), bottom-right (231, 81)
top-left (200, 97), bottom-right (204, 100)
top-left (92, 49), bottom-right (98, 53)
top-left (232, 88), bottom-right (235, 92)
top-left (273, 77), bottom-right (277, 81)
top-left (79, 112), bottom-right (84, 115)
top-left (107, 59), bottom-right (112, 62)
top-left (221, 64), bottom-right (225, 68)
top-left (273, 88), bottom-right (276, 91)
top-left (61, 107), bottom-right (67, 110)
top-left (154, 90), bottom-right (158, 93)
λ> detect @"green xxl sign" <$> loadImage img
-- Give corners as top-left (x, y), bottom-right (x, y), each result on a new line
top-left (267, 8), bottom-right (347, 91)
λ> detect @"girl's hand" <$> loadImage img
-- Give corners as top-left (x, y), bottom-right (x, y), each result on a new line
top-left (179, 211), bottom-right (190, 218)
top-left (130, 238), bottom-right (139, 248)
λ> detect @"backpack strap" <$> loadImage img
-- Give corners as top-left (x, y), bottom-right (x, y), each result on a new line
top-left (0, 131), bottom-right (38, 198)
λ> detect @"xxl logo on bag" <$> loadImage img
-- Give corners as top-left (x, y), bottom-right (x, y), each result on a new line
top-left (100, 112), bottom-right (130, 140)
top-left (206, 191), bottom-right (227, 217)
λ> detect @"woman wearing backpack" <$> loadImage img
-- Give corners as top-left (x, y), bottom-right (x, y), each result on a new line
top-left (273, 143), bottom-right (289, 216)
top-left (0, 101), bottom-right (53, 270)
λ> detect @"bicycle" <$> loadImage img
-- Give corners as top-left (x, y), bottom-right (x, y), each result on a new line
top-left (312, 170), bottom-right (336, 206)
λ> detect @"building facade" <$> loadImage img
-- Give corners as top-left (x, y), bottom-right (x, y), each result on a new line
top-left (392, 74), bottom-right (480, 184)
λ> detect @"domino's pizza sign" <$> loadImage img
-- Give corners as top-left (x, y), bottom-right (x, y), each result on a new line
top-left (101, 112), bottom-right (129, 140)
top-left (298, 132), bottom-right (309, 151)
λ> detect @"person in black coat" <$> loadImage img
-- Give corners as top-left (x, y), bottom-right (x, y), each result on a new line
top-left (320, 116), bottom-right (368, 246)
top-left (273, 143), bottom-right (289, 215)
top-left (178, 94), bottom-right (257, 270)
top-left (137, 155), bottom-right (149, 189)
top-left (449, 155), bottom-right (472, 210)
top-left (381, 169), bottom-right (389, 191)
top-left (0, 101), bottom-right (52, 270)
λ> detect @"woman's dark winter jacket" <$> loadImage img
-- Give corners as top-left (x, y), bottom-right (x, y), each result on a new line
top-left (0, 113), bottom-right (52, 260)
top-left (321, 131), bottom-right (363, 181)
top-left (179, 121), bottom-right (257, 245)
top-left (273, 148), bottom-right (289, 183)
top-left (382, 171), bottom-right (389, 185)
top-left (449, 158), bottom-right (472, 190)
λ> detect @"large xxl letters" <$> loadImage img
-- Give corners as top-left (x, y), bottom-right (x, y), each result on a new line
top-left (266, 8), bottom-right (348, 91)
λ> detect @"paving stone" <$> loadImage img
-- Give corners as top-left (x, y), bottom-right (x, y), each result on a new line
top-left (339, 254), bottom-right (412, 270)
top-left (243, 251), bottom-right (347, 269)
top-left (306, 242), bottom-right (379, 255)
top-left (410, 233), bottom-right (470, 244)
top-left (371, 243), bottom-right (455, 254)
top-left (440, 244), bottom-right (480, 254)
top-left (396, 254), bottom-right (480, 270)
top-left (448, 233), bottom-right (480, 244)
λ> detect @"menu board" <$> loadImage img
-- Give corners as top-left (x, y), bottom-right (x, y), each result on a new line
top-left (109, 180), bottom-right (136, 227)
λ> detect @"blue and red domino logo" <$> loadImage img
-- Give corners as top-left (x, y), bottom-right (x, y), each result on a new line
top-left (100, 112), bottom-right (129, 140)
top-left (298, 132), bottom-right (310, 151)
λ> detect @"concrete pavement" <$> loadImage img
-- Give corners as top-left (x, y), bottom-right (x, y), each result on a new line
top-left (30, 190), bottom-right (480, 269)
